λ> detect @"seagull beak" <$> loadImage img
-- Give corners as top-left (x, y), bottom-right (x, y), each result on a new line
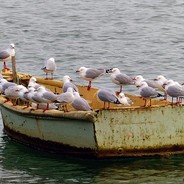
top-left (106, 68), bottom-right (113, 73)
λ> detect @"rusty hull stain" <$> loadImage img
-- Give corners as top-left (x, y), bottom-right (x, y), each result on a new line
top-left (97, 145), bottom-right (184, 158)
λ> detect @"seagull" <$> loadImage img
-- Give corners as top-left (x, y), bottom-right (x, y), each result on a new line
top-left (76, 66), bottom-right (106, 90)
top-left (55, 87), bottom-right (75, 112)
top-left (136, 81), bottom-right (163, 106)
top-left (28, 77), bottom-right (42, 89)
top-left (72, 91), bottom-right (92, 111)
top-left (34, 86), bottom-right (58, 111)
top-left (4, 85), bottom-right (26, 105)
top-left (24, 86), bottom-right (39, 104)
top-left (106, 68), bottom-right (133, 93)
top-left (153, 75), bottom-right (168, 92)
top-left (41, 57), bottom-right (56, 80)
top-left (0, 43), bottom-right (15, 70)
top-left (133, 75), bottom-right (158, 89)
top-left (0, 78), bottom-right (17, 94)
top-left (163, 80), bottom-right (184, 104)
top-left (62, 75), bottom-right (78, 93)
top-left (97, 88), bottom-right (121, 109)
top-left (17, 85), bottom-right (30, 108)
top-left (118, 92), bottom-right (133, 106)
top-left (153, 75), bottom-right (168, 99)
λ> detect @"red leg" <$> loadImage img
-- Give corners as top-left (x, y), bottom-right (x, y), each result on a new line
top-left (3, 61), bottom-right (10, 70)
top-left (119, 85), bottom-right (123, 93)
top-left (144, 99), bottom-right (147, 106)
top-left (43, 103), bottom-right (49, 112)
top-left (87, 81), bottom-right (91, 90)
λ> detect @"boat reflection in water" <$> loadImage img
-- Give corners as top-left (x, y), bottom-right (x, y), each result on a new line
top-left (0, 134), bottom-right (184, 183)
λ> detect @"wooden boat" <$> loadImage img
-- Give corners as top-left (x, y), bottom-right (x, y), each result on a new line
top-left (1, 68), bottom-right (184, 159)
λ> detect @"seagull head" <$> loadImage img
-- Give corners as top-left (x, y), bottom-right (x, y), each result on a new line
top-left (49, 57), bottom-right (55, 62)
top-left (29, 77), bottom-right (37, 82)
top-left (136, 81), bottom-right (148, 88)
top-left (10, 43), bottom-right (15, 49)
top-left (133, 75), bottom-right (144, 81)
top-left (106, 68), bottom-right (120, 74)
top-left (76, 66), bottom-right (87, 73)
top-left (154, 75), bottom-right (167, 82)
top-left (63, 75), bottom-right (72, 82)
top-left (118, 92), bottom-right (125, 98)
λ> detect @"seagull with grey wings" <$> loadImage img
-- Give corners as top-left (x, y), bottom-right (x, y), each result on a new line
top-left (106, 67), bottom-right (133, 94)
top-left (41, 57), bottom-right (56, 80)
top-left (76, 66), bottom-right (107, 90)
top-left (162, 79), bottom-right (184, 104)
top-left (0, 43), bottom-right (15, 70)
top-left (97, 88), bottom-right (122, 109)
top-left (136, 81), bottom-right (163, 107)
top-left (62, 75), bottom-right (78, 93)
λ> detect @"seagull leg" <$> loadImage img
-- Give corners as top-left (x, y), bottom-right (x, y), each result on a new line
top-left (107, 102), bottom-right (110, 109)
top-left (65, 105), bottom-right (69, 112)
top-left (143, 98), bottom-right (147, 106)
top-left (120, 85), bottom-right (123, 93)
top-left (43, 103), bottom-right (49, 112)
top-left (45, 73), bottom-right (48, 80)
top-left (164, 93), bottom-right (167, 100)
top-left (3, 61), bottom-right (10, 70)
top-left (87, 81), bottom-right (91, 90)
top-left (51, 73), bottom-right (53, 80)
top-left (22, 103), bottom-right (30, 110)
top-left (12, 99), bottom-right (18, 106)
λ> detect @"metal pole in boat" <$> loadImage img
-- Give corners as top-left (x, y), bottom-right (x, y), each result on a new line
top-left (11, 54), bottom-right (18, 84)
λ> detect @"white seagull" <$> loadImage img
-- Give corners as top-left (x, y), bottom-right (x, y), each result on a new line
top-left (76, 66), bottom-right (106, 90)
top-left (41, 57), bottom-right (56, 80)
top-left (136, 81), bottom-right (163, 106)
top-left (62, 75), bottom-right (78, 93)
top-left (0, 43), bottom-right (15, 70)
top-left (97, 88), bottom-right (121, 109)
top-left (72, 91), bottom-right (92, 111)
top-left (106, 68), bottom-right (133, 93)
top-left (55, 87), bottom-right (75, 112)
top-left (133, 75), bottom-right (158, 89)
top-left (163, 80), bottom-right (184, 104)
top-left (118, 92), bottom-right (133, 106)
top-left (4, 85), bottom-right (26, 105)
top-left (28, 77), bottom-right (42, 89)
top-left (0, 78), bottom-right (17, 94)
top-left (34, 86), bottom-right (58, 111)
